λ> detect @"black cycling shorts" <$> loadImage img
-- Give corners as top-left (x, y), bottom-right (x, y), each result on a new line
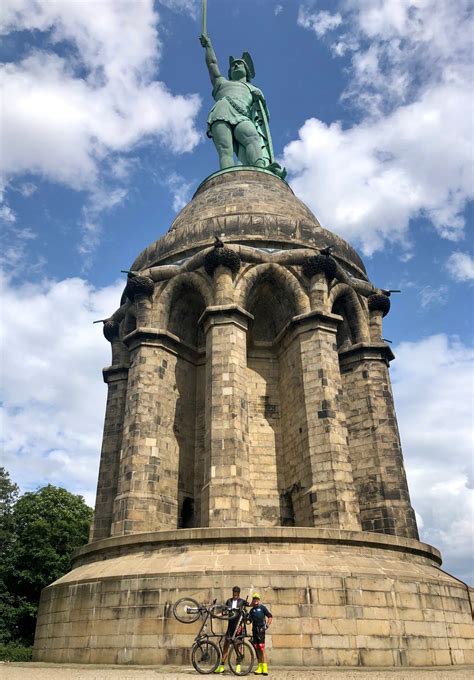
top-left (252, 625), bottom-right (266, 648)
top-left (226, 619), bottom-right (242, 640)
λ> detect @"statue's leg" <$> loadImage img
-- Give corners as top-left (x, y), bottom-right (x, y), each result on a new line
top-left (234, 121), bottom-right (265, 167)
top-left (211, 121), bottom-right (234, 169)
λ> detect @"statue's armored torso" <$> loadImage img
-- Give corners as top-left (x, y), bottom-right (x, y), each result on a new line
top-left (208, 76), bottom-right (254, 129)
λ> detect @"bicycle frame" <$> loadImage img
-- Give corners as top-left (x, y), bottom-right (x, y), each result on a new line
top-left (193, 600), bottom-right (248, 651)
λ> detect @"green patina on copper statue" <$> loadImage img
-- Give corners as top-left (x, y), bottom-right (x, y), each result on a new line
top-left (200, 1), bottom-right (286, 179)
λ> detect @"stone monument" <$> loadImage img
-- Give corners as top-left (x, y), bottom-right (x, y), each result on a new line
top-left (33, 8), bottom-right (473, 668)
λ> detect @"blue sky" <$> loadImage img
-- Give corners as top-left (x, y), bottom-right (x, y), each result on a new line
top-left (1, 1), bottom-right (473, 582)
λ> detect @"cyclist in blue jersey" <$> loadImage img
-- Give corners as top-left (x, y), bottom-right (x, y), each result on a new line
top-left (247, 593), bottom-right (272, 676)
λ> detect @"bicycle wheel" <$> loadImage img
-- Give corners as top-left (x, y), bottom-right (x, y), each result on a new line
top-left (210, 603), bottom-right (239, 620)
top-left (191, 639), bottom-right (221, 674)
top-left (228, 640), bottom-right (255, 676)
top-left (173, 597), bottom-right (201, 623)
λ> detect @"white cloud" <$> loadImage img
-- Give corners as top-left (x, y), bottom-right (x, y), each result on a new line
top-left (0, 205), bottom-right (46, 275)
top-left (0, 202), bottom-right (16, 225)
top-left (419, 284), bottom-right (448, 309)
top-left (0, 0), bottom-right (201, 255)
top-left (446, 251), bottom-right (474, 282)
top-left (297, 7), bottom-right (342, 36)
top-left (163, 171), bottom-right (194, 212)
top-left (158, 0), bottom-right (199, 18)
top-left (284, 80), bottom-right (472, 253)
top-left (16, 181), bottom-right (37, 198)
top-left (340, 0), bottom-right (473, 117)
top-left (0, 274), bottom-right (125, 505)
top-left (275, 5), bottom-right (283, 16)
top-left (1, 50), bottom-right (201, 188)
top-left (79, 186), bottom-right (129, 264)
top-left (290, 0), bottom-right (473, 255)
top-left (392, 334), bottom-right (474, 583)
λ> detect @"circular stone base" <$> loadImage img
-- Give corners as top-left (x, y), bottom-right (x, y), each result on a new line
top-left (33, 528), bottom-right (474, 666)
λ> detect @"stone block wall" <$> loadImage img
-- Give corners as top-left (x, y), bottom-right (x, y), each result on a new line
top-left (175, 354), bottom-right (198, 529)
top-left (278, 335), bottom-right (312, 526)
top-left (91, 213), bottom-right (418, 541)
top-left (339, 345), bottom-right (419, 539)
top-left (202, 306), bottom-right (256, 527)
top-left (110, 331), bottom-right (205, 536)
top-left (246, 351), bottom-right (283, 526)
top-left (34, 529), bottom-right (474, 666)
top-left (37, 169), bottom-right (470, 667)
top-left (296, 314), bottom-right (361, 531)
top-left (90, 365), bottom-right (128, 541)
top-left (192, 362), bottom-right (206, 528)
top-left (92, 262), bottom-right (420, 542)
top-left (111, 339), bottom-right (181, 535)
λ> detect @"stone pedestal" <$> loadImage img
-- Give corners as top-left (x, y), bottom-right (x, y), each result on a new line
top-left (34, 528), bottom-right (474, 666)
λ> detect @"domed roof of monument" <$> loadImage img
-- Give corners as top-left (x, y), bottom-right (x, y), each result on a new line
top-left (131, 168), bottom-right (367, 277)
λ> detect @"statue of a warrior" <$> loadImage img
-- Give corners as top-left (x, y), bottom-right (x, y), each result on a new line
top-left (200, 33), bottom-right (286, 179)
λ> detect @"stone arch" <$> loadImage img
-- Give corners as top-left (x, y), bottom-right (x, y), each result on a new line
top-left (237, 263), bottom-right (309, 341)
top-left (329, 283), bottom-right (369, 348)
top-left (152, 273), bottom-right (212, 531)
top-left (154, 272), bottom-right (213, 346)
top-left (236, 264), bottom-right (309, 529)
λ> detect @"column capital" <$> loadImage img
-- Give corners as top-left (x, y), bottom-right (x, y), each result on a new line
top-left (291, 309), bottom-right (343, 332)
top-left (199, 305), bottom-right (254, 335)
top-left (338, 342), bottom-right (395, 368)
top-left (122, 327), bottom-right (201, 362)
top-left (102, 364), bottom-right (129, 384)
top-left (275, 310), bottom-right (343, 350)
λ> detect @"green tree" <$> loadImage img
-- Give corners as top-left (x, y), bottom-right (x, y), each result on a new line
top-left (2, 482), bottom-right (93, 645)
top-left (0, 468), bottom-right (20, 644)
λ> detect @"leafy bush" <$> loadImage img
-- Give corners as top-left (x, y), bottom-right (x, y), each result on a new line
top-left (0, 469), bottom-right (93, 646)
top-left (0, 643), bottom-right (33, 661)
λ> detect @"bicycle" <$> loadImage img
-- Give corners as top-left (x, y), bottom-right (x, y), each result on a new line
top-left (226, 622), bottom-right (256, 676)
top-left (172, 597), bottom-right (255, 675)
top-left (173, 597), bottom-right (236, 673)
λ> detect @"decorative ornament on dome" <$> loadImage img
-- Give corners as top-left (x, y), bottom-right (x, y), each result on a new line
top-left (102, 319), bottom-right (120, 342)
top-left (93, 318), bottom-right (120, 342)
top-left (125, 274), bottom-right (155, 302)
top-left (302, 252), bottom-right (338, 279)
top-left (204, 236), bottom-right (241, 276)
top-left (368, 293), bottom-right (391, 317)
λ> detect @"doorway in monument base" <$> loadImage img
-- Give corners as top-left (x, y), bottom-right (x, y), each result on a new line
top-left (167, 281), bottom-right (207, 530)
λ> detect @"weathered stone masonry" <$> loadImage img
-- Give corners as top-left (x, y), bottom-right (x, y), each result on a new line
top-left (91, 170), bottom-right (418, 539)
top-left (35, 168), bottom-right (474, 667)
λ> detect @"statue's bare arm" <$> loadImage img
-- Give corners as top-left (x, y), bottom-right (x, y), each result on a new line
top-left (200, 34), bottom-right (221, 87)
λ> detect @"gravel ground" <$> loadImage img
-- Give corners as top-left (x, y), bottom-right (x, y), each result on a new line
top-left (1, 664), bottom-right (473, 680)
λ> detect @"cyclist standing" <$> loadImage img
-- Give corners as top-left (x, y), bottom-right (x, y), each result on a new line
top-left (247, 592), bottom-right (272, 676)
top-left (214, 586), bottom-right (246, 674)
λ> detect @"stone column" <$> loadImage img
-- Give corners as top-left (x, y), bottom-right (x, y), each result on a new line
top-left (339, 343), bottom-right (419, 539)
top-left (303, 253), bottom-right (337, 311)
top-left (200, 305), bottom-right (256, 527)
top-left (367, 293), bottom-right (391, 343)
top-left (292, 311), bottom-right (361, 530)
top-left (214, 265), bottom-right (234, 305)
top-left (90, 363), bottom-right (129, 541)
top-left (111, 328), bottom-right (197, 535)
